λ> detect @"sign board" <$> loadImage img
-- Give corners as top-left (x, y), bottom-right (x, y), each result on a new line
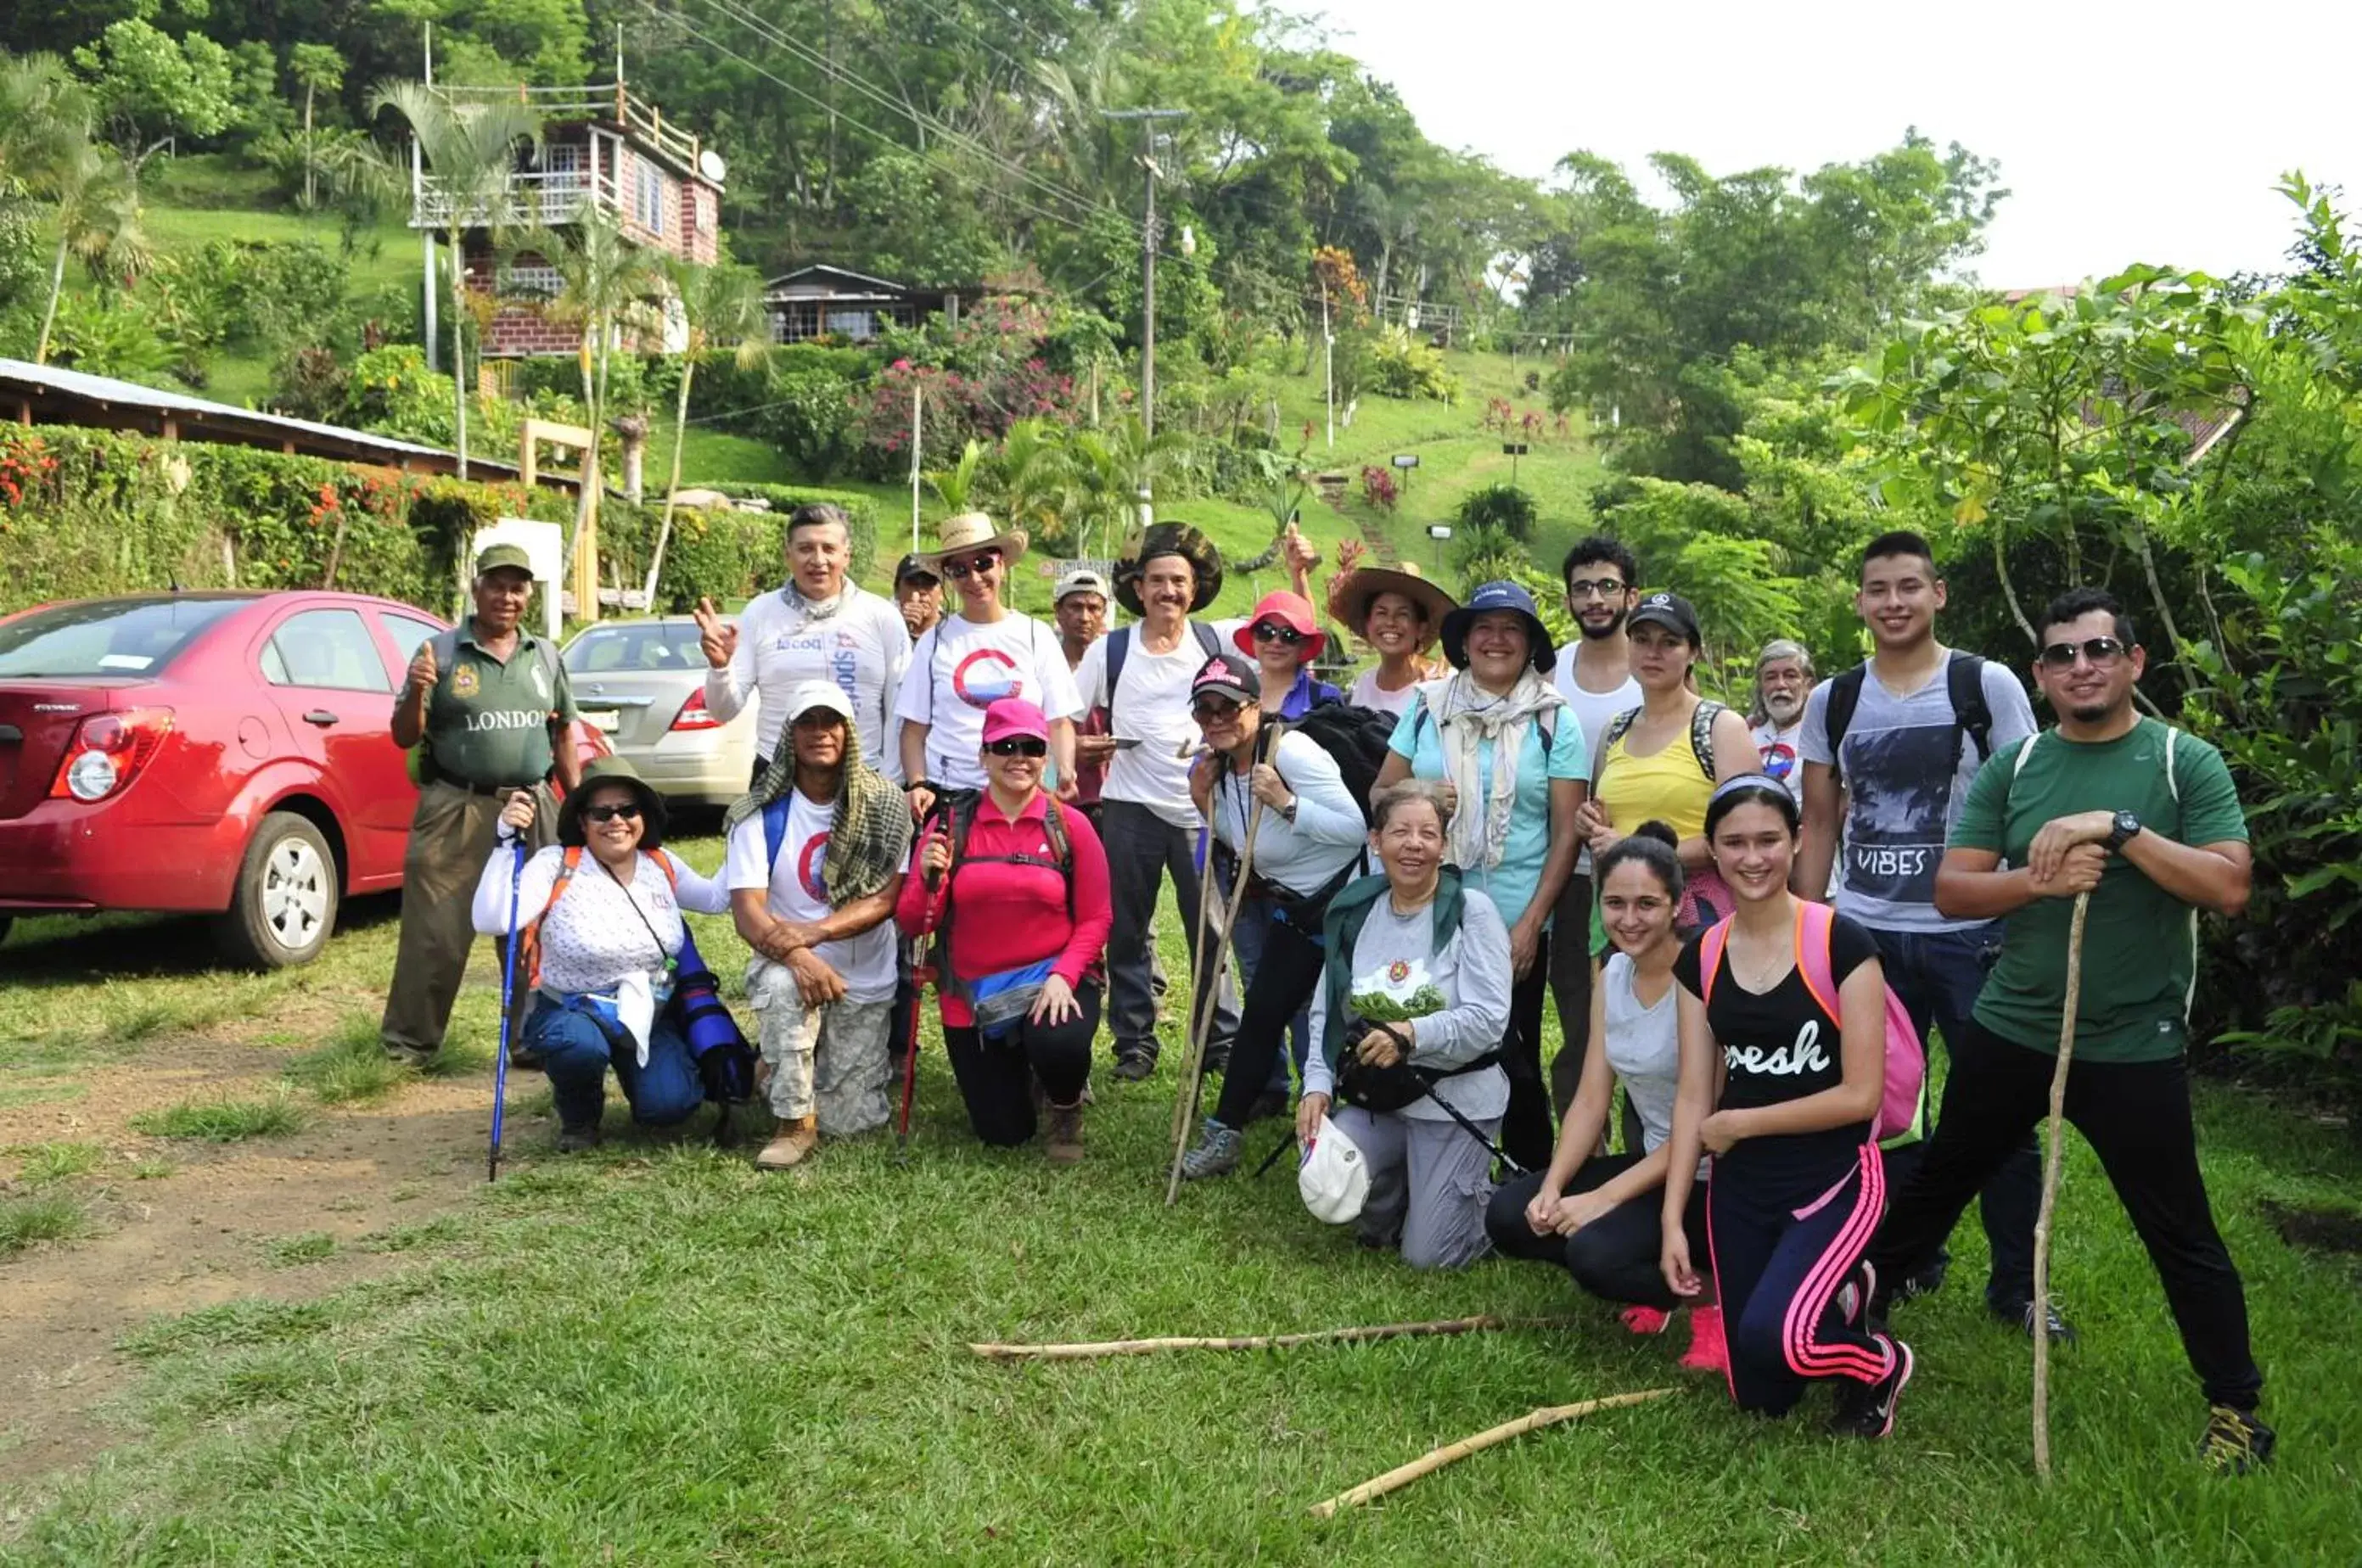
top-left (1501, 442), bottom-right (1530, 456)
top-left (1043, 557), bottom-right (1119, 583)
top-left (473, 519), bottom-right (565, 641)
top-left (1426, 524), bottom-right (1453, 540)
top-left (1391, 454), bottom-right (1420, 469)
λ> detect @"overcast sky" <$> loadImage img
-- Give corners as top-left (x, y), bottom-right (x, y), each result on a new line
top-left (1315, 0), bottom-right (2359, 288)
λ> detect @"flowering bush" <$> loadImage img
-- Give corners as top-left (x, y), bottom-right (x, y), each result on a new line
top-left (847, 297), bottom-right (1082, 480)
top-left (1359, 464), bottom-right (1400, 514)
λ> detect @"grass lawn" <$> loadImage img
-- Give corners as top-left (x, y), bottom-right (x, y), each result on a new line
top-left (2, 846), bottom-right (2358, 1563)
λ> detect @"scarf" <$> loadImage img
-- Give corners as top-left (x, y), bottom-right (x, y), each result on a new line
top-left (726, 714), bottom-right (912, 904)
top-left (786, 581), bottom-right (849, 623)
top-left (1415, 670), bottom-right (1566, 872)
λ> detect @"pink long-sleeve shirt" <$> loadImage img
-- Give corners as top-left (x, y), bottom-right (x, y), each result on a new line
top-left (895, 790), bottom-right (1113, 1027)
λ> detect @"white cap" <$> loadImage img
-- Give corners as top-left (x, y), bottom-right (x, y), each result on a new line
top-left (1054, 568), bottom-right (1109, 604)
top-left (1297, 1114), bottom-right (1370, 1225)
top-left (784, 679), bottom-right (855, 723)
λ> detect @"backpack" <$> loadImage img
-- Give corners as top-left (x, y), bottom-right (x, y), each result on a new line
top-left (1287, 703), bottom-right (1398, 826)
top-left (917, 792), bottom-right (1083, 992)
top-left (405, 628), bottom-right (565, 787)
top-left (1599, 700), bottom-right (1725, 781)
top-left (1697, 901), bottom-right (1926, 1145)
top-left (1103, 621), bottom-right (1223, 731)
top-left (1823, 651), bottom-right (1994, 787)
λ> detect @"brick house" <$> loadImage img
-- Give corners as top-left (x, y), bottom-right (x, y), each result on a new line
top-left (407, 81), bottom-right (725, 360)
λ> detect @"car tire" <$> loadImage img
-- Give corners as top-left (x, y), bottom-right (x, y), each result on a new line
top-left (0, 916), bottom-right (12, 949)
top-left (212, 810), bottom-right (340, 970)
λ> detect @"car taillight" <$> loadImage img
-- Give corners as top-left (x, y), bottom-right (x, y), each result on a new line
top-left (669, 689), bottom-right (724, 731)
top-left (49, 708), bottom-right (175, 803)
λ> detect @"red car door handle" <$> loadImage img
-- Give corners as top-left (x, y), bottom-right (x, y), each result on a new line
top-left (302, 709), bottom-right (340, 726)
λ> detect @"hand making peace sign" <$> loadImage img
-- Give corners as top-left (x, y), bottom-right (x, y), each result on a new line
top-left (691, 596), bottom-right (738, 669)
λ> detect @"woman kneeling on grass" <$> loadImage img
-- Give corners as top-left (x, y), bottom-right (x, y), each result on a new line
top-left (474, 759), bottom-right (732, 1151)
top-left (1296, 779), bottom-right (1512, 1268)
top-left (1484, 820), bottom-right (1723, 1370)
top-left (897, 697), bottom-right (1113, 1163)
top-left (1660, 776), bottom-right (1913, 1437)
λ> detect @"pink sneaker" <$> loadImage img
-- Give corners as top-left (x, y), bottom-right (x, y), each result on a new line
top-left (1619, 1305), bottom-right (1672, 1336)
top-left (1679, 1304), bottom-right (1729, 1375)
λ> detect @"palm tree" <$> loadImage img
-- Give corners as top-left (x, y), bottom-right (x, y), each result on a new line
top-left (1059, 414), bottom-right (1197, 562)
top-left (995, 418), bottom-right (1074, 548)
top-left (33, 137), bottom-right (144, 367)
top-left (0, 52), bottom-right (85, 193)
top-left (642, 258), bottom-right (766, 605)
top-left (923, 438), bottom-right (990, 515)
top-left (367, 81), bottom-right (541, 479)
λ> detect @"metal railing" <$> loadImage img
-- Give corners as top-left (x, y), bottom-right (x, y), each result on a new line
top-left (411, 165), bottom-right (619, 229)
top-left (423, 81), bottom-right (708, 174)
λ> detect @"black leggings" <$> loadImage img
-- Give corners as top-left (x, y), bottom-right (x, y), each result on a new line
top-left (1871, 1016), bottom-right (2262, 1409)
top-left (943, 983), bottom-right (1102, 1147)
top-left (1211, 914), bottom-right (1326, 1128)
top-left (1499, 930), bottom-right (1554, 1173)
top-left (1487, 1152), bottom-right (1708, 1311)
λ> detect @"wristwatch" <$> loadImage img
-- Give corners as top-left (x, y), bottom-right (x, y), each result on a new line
top-left (2103, 809), bottom-right (2142, 851)
top-left (1280, 795), bottom-right (1299, 826)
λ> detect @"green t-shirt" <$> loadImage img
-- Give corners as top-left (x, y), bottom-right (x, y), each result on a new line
top-left (1950, 718), bottom-right (2247, 1062)
top-left (420, 626), bottom-right (578, 788)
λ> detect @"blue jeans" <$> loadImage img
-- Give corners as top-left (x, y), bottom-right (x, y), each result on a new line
top-left (1869, 921), bottom-right (2038, 1306)
top-left (525, 996), bottom-right (705, 1132)
top-left (1231, 894), bottom-right (1311, 1095)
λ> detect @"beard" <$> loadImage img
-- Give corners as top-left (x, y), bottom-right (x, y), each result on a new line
top-left (2067, 697), bottom-right (2120, 725)
top-left (1763, 694), bottom-right (1804, 725)
top-left (1578, 607), bottom-right (1629, 641)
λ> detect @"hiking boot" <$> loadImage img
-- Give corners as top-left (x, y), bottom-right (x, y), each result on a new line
top-left (555, 1122), bottom-right (600, 1154)
top-left (1180, 1119), bottom-right (1244, 1179)
top-left (1828, 1335), bottom-right (1915, 1439)
top-left (1043, 1100), bottom-right (1085, 1165)
top-left (756, 1116), bottom-right (819, 1169)
top-left (383, 1042), bottom-right (435, 1069)
top-left (2197, 1404), bottom-right (2275, 1476)
top-left (1993, 1295), bottom-right (2079, 1345)
top-left (1247, 1087), bottom-right (1291, 1123)
top-left (1678, 1305), bottom-right (1728, 1375)
top-left (1112, 1049), bottom-right (1157, 1083)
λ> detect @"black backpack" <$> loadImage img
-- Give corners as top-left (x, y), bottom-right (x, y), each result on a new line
top-left (1823, 651), bottom-right (1995, 786)
top-left (1287, 702), bottom-right (1398, 826)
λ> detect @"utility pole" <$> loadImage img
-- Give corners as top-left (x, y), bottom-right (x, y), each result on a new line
top-left (1100, 108), bottom-right (1187, 440)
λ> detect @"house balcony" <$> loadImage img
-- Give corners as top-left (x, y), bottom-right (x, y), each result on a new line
top-left (409, 166), bottom-right (624, 230)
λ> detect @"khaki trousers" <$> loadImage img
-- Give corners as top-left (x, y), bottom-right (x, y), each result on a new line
top-left (379, 779), bottom-right (558, 1055)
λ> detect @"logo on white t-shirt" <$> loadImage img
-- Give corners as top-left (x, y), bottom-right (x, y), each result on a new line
top-left (951, 647), bottom-right (1024, 708)
top-left (795, 832), bottom-right (830, 902)
top-left (1759, 738), bottom-right (1798, 782)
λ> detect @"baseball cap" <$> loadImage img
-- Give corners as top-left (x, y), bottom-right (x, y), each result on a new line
top-left (980, 697), bottom-right (1050, 745)
top-left (1188, 651), bottom-right (1258, 708)
top-left (474, 542), bottom-right (534, 578)
top-left (894, 552), bottom-right (939, 586)
top-left (1627, 591), bottom-right (1702, 647)
top-left (784, 679), bottom-right (855, 723)
top-left (1054, 568), bottom-right (1108, 604)
top-left (1297, 1115), bottom-right (1370, 1224)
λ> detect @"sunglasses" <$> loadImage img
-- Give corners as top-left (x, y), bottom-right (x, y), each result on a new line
top-left (1192, 697), bottom-right (1248, 722)
top-left (941, 551), bottom-right (1001, 581)
top-left (582, 802), bottom-right (642, 824)
top-left (1251, 620), bottom-right (1305, 646)
top-left (1566, 577), bottom-right (1627, 600)
top-left (2038, 636), bottom-right (2128, 669)
top-left (985, 736), bottom-right (1047, 758)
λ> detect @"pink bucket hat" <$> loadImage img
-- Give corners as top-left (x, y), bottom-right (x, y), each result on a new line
top-left (1232, 591), bottom-right (1327, 662)
top-left (980, 697), bottom-right (1050, 745)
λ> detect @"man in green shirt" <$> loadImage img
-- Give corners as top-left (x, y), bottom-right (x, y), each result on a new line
top-left (380, 543), bottom-right (583, 1067)
top-left (1868, 587), bottom-right (2271, 1475)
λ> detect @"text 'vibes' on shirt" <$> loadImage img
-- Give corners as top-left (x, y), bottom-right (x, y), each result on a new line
top-left (895, 613), bottom-right (1082, 790)
top-left (722, 792), bottom-right (898, 1004)
top-left (1797, 658), bottom-right (2036, 932)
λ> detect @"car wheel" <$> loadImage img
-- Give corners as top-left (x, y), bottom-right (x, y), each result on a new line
top-left (0, 916), bottom-right (12, 949)
top-left (212, 811), bottom-right (339, 969)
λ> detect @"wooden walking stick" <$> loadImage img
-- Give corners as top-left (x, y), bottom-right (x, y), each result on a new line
top-left (1308, 1387), bottom-right (1678, 1518)
top-left (969, 1313), bottom-right (1580, 1362)
top-left (1165, 784), bottom-right (1269, 1206)
top-left (2031, 888), bottom-right (2092, 1482)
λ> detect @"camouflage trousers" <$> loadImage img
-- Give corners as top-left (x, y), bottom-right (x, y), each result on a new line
top-left (745, 956), bottom-right (894, 1136)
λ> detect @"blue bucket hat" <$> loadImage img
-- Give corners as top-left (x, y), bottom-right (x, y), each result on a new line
top-left (1439, 580), bottom-right (1556, 675)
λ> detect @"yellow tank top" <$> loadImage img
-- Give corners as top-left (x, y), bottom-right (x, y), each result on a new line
top-left (1597, 723), bottom-right (1714, 843)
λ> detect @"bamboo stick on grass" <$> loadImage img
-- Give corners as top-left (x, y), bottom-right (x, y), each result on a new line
top-left (1308, 1388), bottom-right (1679, 1518)
top-left (970, 1313), bottom-right (1580, 1362)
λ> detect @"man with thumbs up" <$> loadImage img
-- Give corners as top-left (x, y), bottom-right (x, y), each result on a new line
top-left (698, 502), bottom-right (912, 787)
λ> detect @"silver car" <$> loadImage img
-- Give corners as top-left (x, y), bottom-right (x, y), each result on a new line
top-left (561, 618), bottom-right (759, 808)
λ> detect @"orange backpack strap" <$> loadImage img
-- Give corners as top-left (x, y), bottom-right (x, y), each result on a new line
top-left (1697, 914), bottom-right (1736, 1004)
top-left (520, 847), bottom-right (583, 991)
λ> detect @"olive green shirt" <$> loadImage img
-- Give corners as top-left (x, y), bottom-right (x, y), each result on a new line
top-left (1950, 719), bottom-right (2247, 1063)
top-left (418, 623), bottom-right (578, 788)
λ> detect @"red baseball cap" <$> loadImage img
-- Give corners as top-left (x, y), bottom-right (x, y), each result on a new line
top-left (980, 697), bottom-right (1050, 745)
top-left (1233, 591), bottom-right (1327, 661)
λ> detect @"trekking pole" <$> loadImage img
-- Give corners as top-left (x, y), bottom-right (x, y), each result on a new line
top-left (895, 940), bottom-right (930, 1165)
top-left (2031, 888), bottom-right (2091, 1481)
top-left (488, 836), bottom-right (525, 1183)
top-left (1165, 788), bottom-right (1268, 1207)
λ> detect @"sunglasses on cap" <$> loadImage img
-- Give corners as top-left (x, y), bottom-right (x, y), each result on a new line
top-left (984, 736), bottom-right (1047, 758)
top-left (941, 551), bottom-right (1001, 581)
top-left (582, 802), bottom-right (643, 824)
top-left (2038, 636), bottom-right (2128, 669)
top-left (1251, 620), bottom-right (1306, 646)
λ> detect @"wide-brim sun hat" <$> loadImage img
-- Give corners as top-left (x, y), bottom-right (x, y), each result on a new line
top-left (1298, 1114), bottom-right (1370, 1224)
top-left (1233, 590), bottom-right (1327, 662)
top-left (920, 511), bottom-right (1029, 571)
top-left (1439, 580), bottom-right (1556, 675)
top-left (1115, 522), bottom-right (1224, 615)
top-left (558, 755), bottom-right (668, 851)
top-left (1325, 563), bottom-right (1455, 652)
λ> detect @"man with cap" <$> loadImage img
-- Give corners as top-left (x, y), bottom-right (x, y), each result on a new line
top-left (726, 680), bottom-right (912, 1169)
top-left (897, 511), bottom-right (1081, 815)
top-left (381, 542), bottom-right (582, 1067)
top-left (694, 501), bottom-right (912, 788)
top-left (1055, 568), bottom-right (1116, 815)
top-left (1074, 522), bottom-right (1242, 1081)
top-left (895, 552), bottom-right (944, 642)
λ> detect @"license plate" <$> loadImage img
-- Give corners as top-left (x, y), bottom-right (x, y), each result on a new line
top-left (583, 709), bottom-right (621, 732)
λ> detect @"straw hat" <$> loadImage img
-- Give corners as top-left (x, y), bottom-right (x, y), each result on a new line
top-left (1325, 563), bottom-right (1456, 652)
top-left (919, 511), bottom-right (1030, 569)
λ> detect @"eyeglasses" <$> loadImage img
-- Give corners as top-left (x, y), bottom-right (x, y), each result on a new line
top-left (984, 736), bottom-right (1047, 758)
top-left (1251, 620), bottom-right (1304, 646)
top-left (1567, 578), bottom-right (1627, 600)
top-left (2038, 636), bottom-right (2128, 669)
top-left (1192, 697), bottom-right (1247, 722)
top-left (942, 552), bottom-right (1001, 581)
top-left (582, 803), bottom-right (642, 824)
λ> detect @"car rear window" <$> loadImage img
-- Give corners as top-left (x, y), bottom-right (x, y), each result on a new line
top-left (564, 623), bottom-right (706, 674)
top-left (0, 597), bottom-right (248, 678)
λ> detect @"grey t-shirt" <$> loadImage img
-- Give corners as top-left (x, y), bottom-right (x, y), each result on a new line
top-left (1798, 654), bottom-right (2036, 932)
top-left (1303, 887), bottom-right (1513, 1123)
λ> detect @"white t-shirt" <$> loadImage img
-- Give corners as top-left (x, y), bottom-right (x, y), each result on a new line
top-left (1552, 642), bottom-right (1642, 876)
top-left (704, 585), bottom-right (911, 779)
top-left (1347, 667), bottom-right (1422, 717)
top-left (1074, 622), bottom-right (1224, 831)
top-left (1753, 719), bottom-right (1804, 798)
top-left (895, 612), bottom-right (1082, 791)
top-left (723, 792), bottom-right (898, 1003)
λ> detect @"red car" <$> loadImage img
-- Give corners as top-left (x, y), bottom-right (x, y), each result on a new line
top-left (0, 590), bottom-right (450, 966)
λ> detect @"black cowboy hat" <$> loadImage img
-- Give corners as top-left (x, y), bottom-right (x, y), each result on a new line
top-left (1115, 522), bottom-right (1224, 615)
top-left (557, 756), bottom-right (669, 852)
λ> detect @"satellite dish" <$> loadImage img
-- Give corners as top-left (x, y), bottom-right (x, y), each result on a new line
top-left (699, 148), bottom-right (727, 184)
